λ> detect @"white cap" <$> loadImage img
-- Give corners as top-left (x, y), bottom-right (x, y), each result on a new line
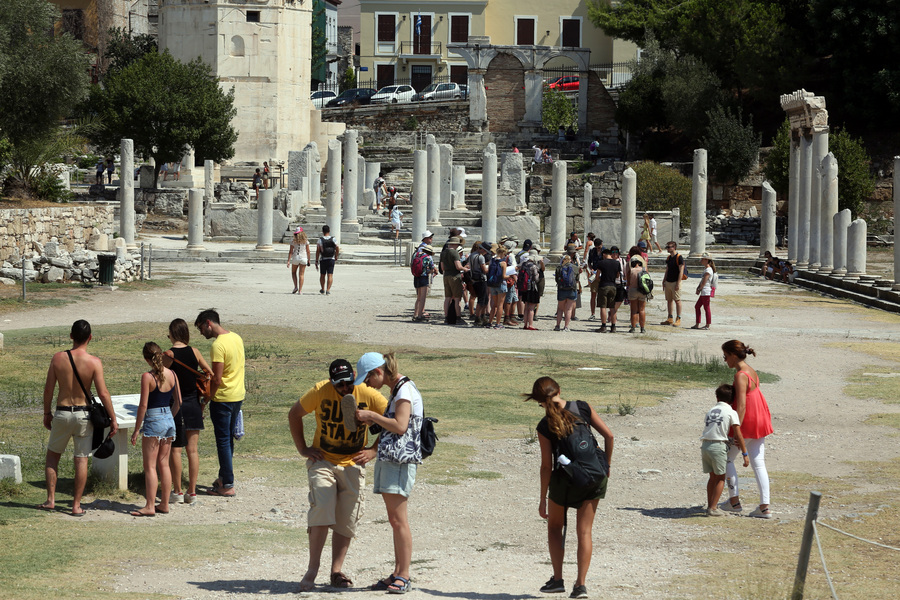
top-left (421, 230), bottom-right (433, 239)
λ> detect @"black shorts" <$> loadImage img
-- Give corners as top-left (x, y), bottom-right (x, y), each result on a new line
top-left (615, 284), bottom-right (627, 303)
top-left (180, 391), bottom-right (205, 431)
top-left (522, 290), bottom-right (541, 304)
top-left (172, 407), bottom-right (186, 448)
top-left (319, 258), bottom-right (335, 274)
top-left (548, 469), bottom-right (608, 508)
top-left (414, 275), bottom-right (430, 289)
top-left (472, 280), bottom-right (488, 306)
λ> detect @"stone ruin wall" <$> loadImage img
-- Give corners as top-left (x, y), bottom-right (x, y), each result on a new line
top-left (320, 102), bottom-right (470, 132)
top-left (0, 205), bottom-right (116, 262)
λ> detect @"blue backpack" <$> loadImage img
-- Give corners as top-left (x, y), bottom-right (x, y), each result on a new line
top-left (557, 263), bottom-right (576, 290)
top-left (486, 257), bottom-right (503, 286)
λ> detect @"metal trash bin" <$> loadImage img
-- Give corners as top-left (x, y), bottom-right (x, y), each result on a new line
top-left (98, 254), bottom-right (116, 285)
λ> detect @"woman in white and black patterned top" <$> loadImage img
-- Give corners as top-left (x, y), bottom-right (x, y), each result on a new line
top-left (354, 352), bottom-right (423, 594)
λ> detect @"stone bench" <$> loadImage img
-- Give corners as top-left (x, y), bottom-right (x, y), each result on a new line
top-left (90, 394), bottom-right (139, 490)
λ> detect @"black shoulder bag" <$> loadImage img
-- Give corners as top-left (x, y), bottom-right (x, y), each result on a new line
top-left (66, 350), bottom-right (112, 432)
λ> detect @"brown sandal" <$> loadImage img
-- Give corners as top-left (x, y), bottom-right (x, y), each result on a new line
top-left (330, 571), bottom-right (353, 588)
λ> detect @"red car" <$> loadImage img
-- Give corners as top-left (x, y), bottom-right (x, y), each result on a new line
top-left (547, 76), bottom-right (580, 91)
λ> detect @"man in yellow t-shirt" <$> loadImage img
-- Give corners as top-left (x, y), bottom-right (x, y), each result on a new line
top-left (195, 309), bottom-right (245, 496)
top-left (288, 359), bottom-right (388, 592)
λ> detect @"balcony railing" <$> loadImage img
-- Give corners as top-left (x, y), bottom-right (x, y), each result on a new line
top-left (399, 41), bottom-right (442, 56)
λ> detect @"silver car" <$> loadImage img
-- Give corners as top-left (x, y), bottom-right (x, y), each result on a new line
top-left (310, 90), bottom-right (336, 109)
top-left (413, 82), bottom-right (462, 101)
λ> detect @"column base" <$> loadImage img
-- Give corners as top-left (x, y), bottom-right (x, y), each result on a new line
top-left (255, 245), bottom-right (274, 251)
top-left (816, 265), bottom-right (834, 274)
top-left (796, 262), bottom-right (809, 269)
top-left (831, 268), bottom-right (847, 277)
top-left (892, 283), bottom-right (900, 291)
top-left (186, 244), bottom-right (206, 250)
top-left (427, 220), bottom-right (442, 228)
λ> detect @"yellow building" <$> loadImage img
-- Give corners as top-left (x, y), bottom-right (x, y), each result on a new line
top-left (358, 0), bottom-right (636, 90)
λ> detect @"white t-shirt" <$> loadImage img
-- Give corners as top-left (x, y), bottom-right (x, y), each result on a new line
top-left (700, 266), bottom-right (714, 296)
top-left (649, 218), bottom-right (658, 236)
top-left (701, 402), bottom-right (740, 442)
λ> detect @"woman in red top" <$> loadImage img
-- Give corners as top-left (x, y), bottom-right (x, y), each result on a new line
top-left (720, 340), bottom-right (774, 518)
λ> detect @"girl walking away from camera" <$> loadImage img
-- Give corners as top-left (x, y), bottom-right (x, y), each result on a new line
top-left (354, 352), bottom-right (424, 595)
top-left (287, 227), bottom-right (311, 294)
top-left (131, 342), bottom-right (182, 517)
top-left (164, 319), bottom-right (213, 504)
top-left (720, 340), bottom-right (774, 518)
top-left (526, 377), bottom-right (614, 598)
top-left (692, 254), bottom-right (717, 330)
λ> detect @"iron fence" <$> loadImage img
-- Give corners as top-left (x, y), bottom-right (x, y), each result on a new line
top-left (542, 62), bottom-right (634, 89)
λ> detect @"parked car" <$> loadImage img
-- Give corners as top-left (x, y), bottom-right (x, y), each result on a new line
top-left (459, 84), bottom-right (468, 99)
top-left (413, 82), bottom-right (462, 101)
top-left (547, 76), bottom-right (580, 91)
top-left (325, 87), bottom-right (377, 107)
top-left (370, 84), bottom-right (417, 104)
top-left (310, 90), bottom-right (336, 109)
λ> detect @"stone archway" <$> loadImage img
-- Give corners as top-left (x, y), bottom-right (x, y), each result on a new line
top-left (484, 53), bottom-right (526, 132)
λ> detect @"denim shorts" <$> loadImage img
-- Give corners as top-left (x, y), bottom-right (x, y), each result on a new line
top-left (141, 406), bottom-right (176, 440)
top-left (505, 287), bottom-right (518, 304)
top-left (373, 460), bottom-right (417, 498)
top-left (557, 288), bottom-right (577, 302)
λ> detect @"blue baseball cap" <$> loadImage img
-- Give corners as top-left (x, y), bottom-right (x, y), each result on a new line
top-left (354, 352), bottom-right (386, 386)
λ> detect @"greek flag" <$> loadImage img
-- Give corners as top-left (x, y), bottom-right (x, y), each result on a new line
top-left (415, 13), bottom-right (422, 37)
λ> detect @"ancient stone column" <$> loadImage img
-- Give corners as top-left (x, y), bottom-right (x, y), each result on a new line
top-left (326, 139), bottom-right (342, 244)
top-left (550, 161), bottom-right (568, 261)
top-left (204, 160), bottom-right (214, 204)
top-left (894, 157), bottom-right (900, 289)
top-left (689, 148), bottom-right (708, 257)
top-left (119, 139), bottom-right (136, 249)
top-left (846, 218), bottom-right (867, 280)
top-left (797, 133), bottom-right (812, 268)
top-left (366, 161), bottom-right (380, 194)
top-left (759, 181), bottom-right (776, 258)
top-left (482, 144), bottom-right (498, 244)
top-left (439, 144), bottom-right (453, 211)
top-left (413, 150), bottom-right (427, 242)
top-left (468, 69), bottom-right (488, 126)
top-left (288, 151), bottom-right (302, 191)
top-left (187, 189), bottom-right (205, 250)
top-left (304, 142), bottom-right (322, 207)
top-left (819, 153), bottom-right (838, 272)
top-left (832, 208), bottom-right (851, 276)
top-left (357, 155), bottom-right (366, 210)
top-left (621, 170), bottom-right (637, 251)
top-left (256, 189), bottom-right (274, 251)
top-left (426, 142), bottom-right (441, 227)
top-left (787, 136), bottom-right (800, 262)
top-left (809, 127), bottom-right (829, 269)
top-left (583, 183), bottom-right (594, 243)
top-left (452, 165), bottom-right (466, 211)
top-left (343, 130), bottom-right (359, 224)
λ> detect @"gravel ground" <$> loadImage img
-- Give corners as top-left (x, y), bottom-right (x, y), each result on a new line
top-left (3, 258), bottom-right (900, 600)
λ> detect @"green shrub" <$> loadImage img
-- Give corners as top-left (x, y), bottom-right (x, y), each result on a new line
top-left (541, 87), bottom-right (578, 134)
top-left (31, 168), bottom-right (73, 203)
top-left (701, 106), bottom-right (761, 185)
top-left (829, 129), bottom-right (875, 220)
top-left (403, 116), bottom-right (418, 131)
top-left (632, 161), bottom-right (693, 227)
top-left (762, 118), bottom-right (791, 194)
top-left (76, 153), bottom-right (101, 170)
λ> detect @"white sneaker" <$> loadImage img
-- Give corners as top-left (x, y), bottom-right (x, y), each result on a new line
top-left (718, 500), bottom-right (743, 513)
top-left (171, 492), bottom-right (184, 504)
top-left (748, 506), bottom-right (773, 519)
top-left (185, 493), bottom-right (197, 505)
top-left (706, 508), bottom-right (724, 517)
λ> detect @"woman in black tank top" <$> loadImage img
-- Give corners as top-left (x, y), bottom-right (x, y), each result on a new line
top-left (163, 318), bottom-right (213, 504)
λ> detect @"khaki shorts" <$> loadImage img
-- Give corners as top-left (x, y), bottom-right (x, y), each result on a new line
top-left (628, 288), bottom-right (647, 302)
top-left (588, 277), bottom-right (601, 293)
top-left (597, 285), bottom-right (617, 309)
top-left (307, 459), bottom-right (365, 538)
top-left (663, 279), bottom-right (682, 302)
top-left (47, 409), bottom-right (93, 457)
top-left (443, 274), bottom-right (463, 299)
top-left (701, 440), bottom-right (728, 475)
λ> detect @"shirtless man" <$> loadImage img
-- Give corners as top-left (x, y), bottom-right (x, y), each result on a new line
top-left (40, 320), bottom-right (118, 516)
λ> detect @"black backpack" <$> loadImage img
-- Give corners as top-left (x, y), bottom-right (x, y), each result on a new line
top-left (321, 237), bottom-right (336, 259)
top-left (587, 247), bottom-right (602, 270)
top-left (392, 378), bottom-right (439, 459)
top-left (555, 402), bottom-right (608, 488)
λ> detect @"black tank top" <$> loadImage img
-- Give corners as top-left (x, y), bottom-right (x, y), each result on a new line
top-left (147, 380), bottom-right (174, 409)
top-left (169, 346), bottom-right (199, 396)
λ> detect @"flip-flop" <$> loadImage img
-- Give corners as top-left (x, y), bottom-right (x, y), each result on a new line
top-left (154, 506), bottom-right (170, 514)
top-left (70, 509), bottom-right (86, 517)
top-left (207, 487), bottom-right (236, 497)
top-left (130, 510), bottom-right (155, 517)
top-left (341, 394), bottom-right (358, 433)
top-left (36, 504), bottom-right (54, 511)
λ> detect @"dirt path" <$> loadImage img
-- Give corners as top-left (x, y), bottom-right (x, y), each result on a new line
top-left (4, 262), bottom-right (900, 599)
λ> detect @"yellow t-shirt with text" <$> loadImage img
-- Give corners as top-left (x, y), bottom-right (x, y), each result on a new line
top-left (299, 380), bottom-right (388, 466)
top-left (211, 331), bottom-right (245, 403)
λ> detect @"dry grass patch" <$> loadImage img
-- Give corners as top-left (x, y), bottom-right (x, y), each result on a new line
top-left (864, 413), bottom-right (900, 432)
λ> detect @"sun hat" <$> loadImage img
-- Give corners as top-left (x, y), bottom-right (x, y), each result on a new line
top-left (421, 244), bottom-right (434, 254)
top-left (701, 252), bottom-right (711, 259)
top-left (457, 227), bottom-right (467, 238)
top-left (448, 236), bottom-right (462, 245)
top-left (422, 230), bottom-right (434, 240)
top-left (479, 241), bottom-right (492, 252)
top-left (329, 359), bottom-right (354, 386)
top-left (354, 352), bottom-right (386, 386)
top-left (566, 243), bottom-right (577, 254)
top-left (458, 230), bottom-right (468, 239)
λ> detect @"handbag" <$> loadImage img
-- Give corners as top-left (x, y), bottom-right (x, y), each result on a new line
top-left (169, 354), bottom-right (212, 400)
top-left (66, 351), bottom-right (111, 430)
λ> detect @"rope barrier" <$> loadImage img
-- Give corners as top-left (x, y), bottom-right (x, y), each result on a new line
top-left (811, 521), bottom-right (840, 600)
top-left (815, 520), bottom-right (900, 552)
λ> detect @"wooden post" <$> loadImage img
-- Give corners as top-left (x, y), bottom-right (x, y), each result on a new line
top-left (791, 491), bottom-right (822, 600)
